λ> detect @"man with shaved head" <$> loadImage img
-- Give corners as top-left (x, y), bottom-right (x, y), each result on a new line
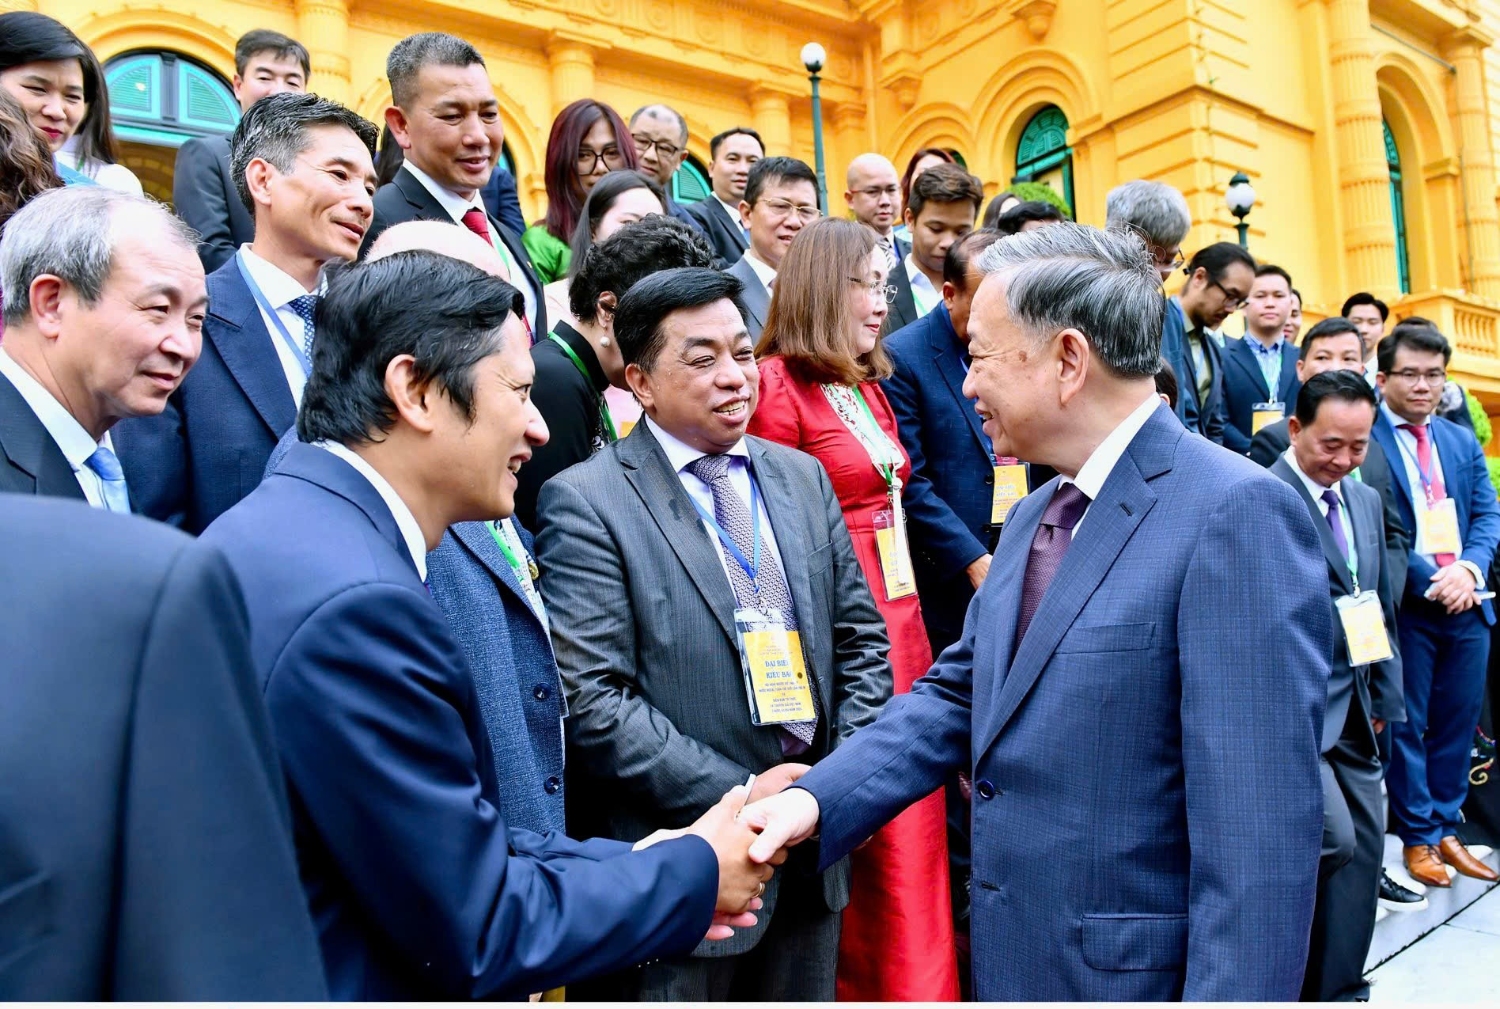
top-left (845, 153), bottom-right (906, 269)
top-left (367, 219), bottom-right (510, 279)
top-left (629, 103), bottom-right (708, 238)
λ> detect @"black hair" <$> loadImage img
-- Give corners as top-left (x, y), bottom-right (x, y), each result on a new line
top-left (615, 267), bottom-right (748, 372)
top-left (70, 45), bottom-right (119, 172)
top-left (1341, 291), bottom-right (1389, 322)
top-left (942, 228), bottom-right (1003, 288)
top-left (1155, 356), bottom-right (1178, 410)
top-left (1378, 320), bottom-right (1452, 372)
top-left (570, 215), bottom-right (715, 325)
top-left (1254, 263), bottom-right (1293, 288)
top-left (234, 28), bottom-right (310, 78)
top-left (1290, 287), bottom-right (1302, 304)
top-left (994, 200), bottom-right (1064, 236)
top-left (297, 251), bottom-right (524, 445)
top-left (566, 169), bottom-right (666, 277)
top-left (709, 126), bottom-right (763, 160)
top-left (1183, 241), bottom-right (1256, 283)
top-left (1295, 369), bottom-right (1378, 427)
top-left (743, 156), bottom-right (817, 207)
top-left (0, 12), bottom-right (96, 105)
top-left (230, 92), bottom-right (378, 213)
top-left (1298, 317), bottom-right (1362, 361)
top-left (980, 190), bottom-right (1023, 230)
top-left (387, 33), bottom-right (483, 109)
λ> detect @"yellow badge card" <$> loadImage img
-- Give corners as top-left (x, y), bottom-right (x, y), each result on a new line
top-left (1416, 498), bottom-right (1462, 557)
top-left (991, 464), bottom-right (1029, 525)
top-left (1251, 402), bottom-right (1284, 435)
top-left (874, 509), bottom-right (917, 601)
top-left (735, 609), bottom-right (815, 725)
top-left (1335, 592), bottom-right (1394, 666)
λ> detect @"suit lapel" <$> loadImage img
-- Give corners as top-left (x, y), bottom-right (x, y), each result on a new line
top-left (0, 371), bottom-right (86, 500)
top-left (207, 264), bottom-right (298, 438)
top-left (1272, 458), bottom-right (1356, 594)
top-left (731, 258), bottom-right (770, 332)
top-left (927, 317), bottom-right (990, 455)
top-left (886, 261), bottom-right (918, 333)
top-left (710, 198), bottom-right (748, 255)
top-left (450, 520), bottom-right (540, 627)
top-left (1371, 415), bottom-right (1415, 514)
top-left (1226, 338), bottom-right (1268, 398)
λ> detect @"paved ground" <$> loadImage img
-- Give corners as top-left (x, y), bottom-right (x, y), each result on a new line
top-left (1366, 878), bottom-right (1500, 1002)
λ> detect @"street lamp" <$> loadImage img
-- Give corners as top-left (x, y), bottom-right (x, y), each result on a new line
top-left (1225, 171), bottom-right (1256, 250)
top-left (801, 42), bottom-right (829, 215)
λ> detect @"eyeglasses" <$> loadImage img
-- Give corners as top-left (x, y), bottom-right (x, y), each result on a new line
top-left (577, 145), bottom-right (624, 173)
top-left (1209, 279), bottom-right (1248, 310)
top-left (1387, 369), bottom-right (1448, 386)
top-left (851, 278), bottom-right (898, 304)
top-left (757, 198), bottom-right (820, 223)
top-left (1151, 246), bottom-right (1184, 271)
top-left (631, 134), bottom-right (681, 160)
top-left (853, 185), bottom-right (900, 199)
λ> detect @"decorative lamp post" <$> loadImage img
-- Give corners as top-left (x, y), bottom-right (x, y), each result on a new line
top-left (1225, 171), bottom-right (1256, 250)
top-left (801, 42), bottom-right (829, 215)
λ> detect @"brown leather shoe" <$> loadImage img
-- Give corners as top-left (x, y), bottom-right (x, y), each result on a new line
top-left (1439, 836), bottom-right (1500, 882)
top-left (1404, 843), bottom-right (1452, 888)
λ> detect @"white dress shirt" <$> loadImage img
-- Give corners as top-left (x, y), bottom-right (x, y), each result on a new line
top-left (399, 163), bottom-right (537, 332)
top-left (1283, 447), bottom-right (1357, 572)
top-left (645, 416), bottom-right (788, 593)
top-left (1380, 402), bottom-right (1484, 587)
top-left (904, 252), bottom-right (939, 318)
top-left (742, 250), bottom-right (777, 298)
top-left (715, 192), bottom-right (746, 234)
top-left (238, 245), bottom-right (319, 406)
top-left (0, 348), bottom-right (117, 508)
top-left (314, 440), bottom-right (429, 581)
top-left (1064, 392), bottom-right (1165, 536)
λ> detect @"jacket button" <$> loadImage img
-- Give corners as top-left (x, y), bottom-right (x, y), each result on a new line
top-left (976, 780), bottom-right (996, 800)
top-left (544, 776), bottom-right (561, 794)
top-left (533, 685), bottom-right (551, 701)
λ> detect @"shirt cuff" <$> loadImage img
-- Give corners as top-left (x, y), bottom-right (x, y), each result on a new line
top-left (1457, 560), bottom-right (1486, 590)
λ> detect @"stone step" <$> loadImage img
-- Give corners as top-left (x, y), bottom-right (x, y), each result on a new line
top-left (1365, 834), bottom-right (1499, 972)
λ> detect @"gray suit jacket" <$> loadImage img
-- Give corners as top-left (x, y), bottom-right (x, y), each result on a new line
top-left (534, 422), bottom-right (892, 956)
top-left (726, 255), bottom-right (771, 341)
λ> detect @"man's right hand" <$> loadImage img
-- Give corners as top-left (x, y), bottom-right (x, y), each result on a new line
top-left (966, 554), bottom-right (992, 591)
top-left (685, 785), bottom-right (779, 918)
top-left (740, 787), bottom-right (822, 864)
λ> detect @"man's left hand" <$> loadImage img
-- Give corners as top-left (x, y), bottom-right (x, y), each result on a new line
top-left (1427, 563), bottom-right (1478, 614)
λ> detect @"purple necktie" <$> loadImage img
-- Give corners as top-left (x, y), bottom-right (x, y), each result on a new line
top-left (1321, 489), bottom-right (1350, 561)
top-left (1017, 482), bottom-right (1091, 643)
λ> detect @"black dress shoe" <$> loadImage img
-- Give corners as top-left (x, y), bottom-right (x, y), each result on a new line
top-left (1379, 869), bottom-right (1429, 913)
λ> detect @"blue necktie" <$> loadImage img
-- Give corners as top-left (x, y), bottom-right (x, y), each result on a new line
top-left (85, 444), bottom-right (131, 514)
top-left (287, 294), bottom-right (318, 359)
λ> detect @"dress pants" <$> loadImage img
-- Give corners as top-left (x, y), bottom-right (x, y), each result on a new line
top-left (1389, 599), bottom-right (1490, 845)
top-left (1302, 695), bottom-right (1383, 1002)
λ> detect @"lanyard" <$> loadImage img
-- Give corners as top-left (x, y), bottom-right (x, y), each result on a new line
top-left (486, 519), bottom-right (523, 573)
top-left (236, 252), bottom-right (312, 376)
top-left (1330, 490), bottom-right (1361, 590)
top-left (1394, 430), bottom-right (1442, 504)
top-left (846, 385), bottom-right (901, 494)
top-left (1255, 341), bottom-right (1283, 399)
top-left (690, 467), bottom-right (765, 596)
top-left (547, 332), bottom-right (617, 441)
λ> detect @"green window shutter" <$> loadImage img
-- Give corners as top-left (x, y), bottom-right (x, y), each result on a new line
top-left (1384, 120), bottom-right (1411, 295)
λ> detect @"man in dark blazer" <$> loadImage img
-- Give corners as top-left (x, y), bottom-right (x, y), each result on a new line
top-left (116, 94), bottom-right (376, 533)
top-left (1371, 325), bottom-right (1500, 889)
top-left (361, 32), bottom-right (545, 339)
top-left (1272, 372), bottom-right (1404, 1001)
top-left (628, 103), bottom-right (709, 239)
top-left (722, 156), bottom-right (816, 341)
top-left (686, 126), bottom-right (762, 267)
top-left (884, 247), bottom-right (920, 336)
top-left (881, 163), bottom-right (983, 338)
top-left (173, 30), bottom-right (309, 273)
top-left (200, 251), bottom-right (775, 999)
top-left (1251, 317), bottom-right (1411, 596)
top-left (0, 496), bottom-right (326, 1000)
top-left (537, 268), bottom-right (892, 1001)
top-left (746, 224), bottom-right (1331, 1001)
top-left (1222, 264), bottom-right (1300, 453)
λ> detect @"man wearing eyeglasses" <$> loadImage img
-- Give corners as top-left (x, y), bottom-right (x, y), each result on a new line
top-left (629, 104), bottom-right (709, 240)
top-left (844, 154), bottom-right (907, 271)
top-left (1371, 322), bottom-right (1500, 890)
top-left (725, 157), bottom-right (820, 340)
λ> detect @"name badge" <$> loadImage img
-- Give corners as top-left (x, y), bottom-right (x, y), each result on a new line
top-left (1251, 401), bottom-right (1284, 434)
top-left (1416, 498), bottom-right (1462, 557)
top-left (734, 607), bottom-right (816, 725)
top-left (991, 464), bottom-right (1029, 525)
top-left (1335, 591), bottom-right (1394, 666)
top-left (873, 506), bottom-right (917, 601)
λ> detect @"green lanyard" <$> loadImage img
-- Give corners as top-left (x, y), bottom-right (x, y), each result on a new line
top-left (1330, 489), bottom-right (1362, 591)
top-left (849, 385), bottom-right (900, 495)
top-left (546, 332), bottom-right (617, 442)
top-left (486, 520), bottom-right (537, 583)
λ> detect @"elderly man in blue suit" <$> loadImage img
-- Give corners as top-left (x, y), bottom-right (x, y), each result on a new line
top-left (1370, 323), bottom-right (1500, 889)
top-left (744, 223), bottom-right (1331, 1001)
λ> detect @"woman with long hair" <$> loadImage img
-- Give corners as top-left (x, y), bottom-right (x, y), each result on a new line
top-left (542, 168), bottom-right (665, 326)
top-left (55, 45), bottom-right (142, 194)
top-left (747, 217), bottom-right (959, 1003)
top-left (0, 86), bottom-right (62, 340)
top-left (521, 98), bottom-right (638, 283)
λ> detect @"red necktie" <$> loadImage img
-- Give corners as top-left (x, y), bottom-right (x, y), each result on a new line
top-left (460, 209), bottom-right (532, 342)
top-left (1400, 423), bottom-right (1455, 566)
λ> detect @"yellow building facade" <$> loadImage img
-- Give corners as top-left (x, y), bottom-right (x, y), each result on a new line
top-left (13, 0), bottom-right (1500, 409)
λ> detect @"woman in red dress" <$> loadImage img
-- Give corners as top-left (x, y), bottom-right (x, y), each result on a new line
top-left (747, 217), bottom-right (958, 1001)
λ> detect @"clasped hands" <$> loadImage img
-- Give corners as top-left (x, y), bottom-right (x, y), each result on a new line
top-left (1425, 562), bottom-right (1483, 614)
top-left (632, 762), bottom-right (824, 941)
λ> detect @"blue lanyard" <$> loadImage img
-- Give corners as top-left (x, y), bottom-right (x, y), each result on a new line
top-left (1394, 429), bottom-right (1441, 503)
top-left (1254, 342), bottom-right (1283, 399)
top-left (235, 252), bottom-right (313, 377)
top-left (689, 466), bottom-right (764, 594)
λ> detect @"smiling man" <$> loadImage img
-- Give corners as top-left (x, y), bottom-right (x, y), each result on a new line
top-left (726, 156), bottom-right (819, 339)
top-left (0, 187), bottom-right (204, 509)
top-left (114, 92), bottom-right (377, 534)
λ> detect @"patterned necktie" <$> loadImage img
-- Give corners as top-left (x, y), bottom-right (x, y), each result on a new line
top-left (85, 444), bottom-right (131, 514)
top-left (287, 294), bottom-right (318, 360)
top-left (1400, 423), bottom-right (1456, 565)
top-left (1321, 489), bottom-right (1350, 562)
top-left (1017, 482), bottom-right (1091, 644)
top-left (685, 453), bottom-right (818, 749)
top-left (878, 235), bottom-right (899, 273)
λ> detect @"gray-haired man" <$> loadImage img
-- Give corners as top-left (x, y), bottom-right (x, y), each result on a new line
top-left (628, 103), bottom-right (708, 238)
top-left (0, 187), bottom-right (205, 509)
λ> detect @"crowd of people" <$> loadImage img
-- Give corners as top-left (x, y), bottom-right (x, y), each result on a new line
top-left (2, 10), bottom-right (1498, 1003)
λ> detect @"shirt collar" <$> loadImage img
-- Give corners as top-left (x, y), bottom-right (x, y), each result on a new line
top-left (238, 245), bottom-right (320, 307)
top-left (1064, 393), bottom-right (1165, 502)
top-left (1381, 401), bottom-right (1429, 431)
top-left (0, 347), bottom-right (107, 471)
top-left (314, 440), bottom-right (429, 580)
top-left (714, 192), bottom-right (744, 225)
top-left (905, 251), bottom-right (936, 294)
top-left (1282, 445), bottom-right (1342, 500)
top-left (401, 162), bottom-right (484, 224)
top-left (645, 415), bottom-right (750, 475)
top-left (743, 250), bottom-right (777, 292)
top-left (1248, 335), bottom-right (1286, 355)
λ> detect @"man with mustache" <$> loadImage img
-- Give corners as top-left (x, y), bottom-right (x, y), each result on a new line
top-left (115, 92), bottom-right (376, 533)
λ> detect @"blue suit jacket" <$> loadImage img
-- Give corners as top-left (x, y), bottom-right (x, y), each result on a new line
top-left (1370, 411), bottom-right (1500, 624)
top-left (1221, 336), bottom-right (1300, 454)
top-left (481, 168), bottom-right (527, 237)
top-left (1160, 295), bottom-right (1190, 427)
top-left (797, 405), bottom-right (1331, 1000)
top-left (115, 258), bottom-right (295, 534)
top-left (199, 443), bottom-right (719, 999)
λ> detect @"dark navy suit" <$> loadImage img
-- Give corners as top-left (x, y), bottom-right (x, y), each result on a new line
top-left (1221, 336), bottom-right (1300, 454)
top-left (114, 258), bottom-right (295, 533)
top-left (796, 405), bottom-right (1331, 1000)
top-left (480, 168), bottom-right (527, 236)
top-left (200, 442), bottom-right (719, 999)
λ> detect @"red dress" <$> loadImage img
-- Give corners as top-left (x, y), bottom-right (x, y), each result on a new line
top-left (748, 356), bottom-right (959, 1002)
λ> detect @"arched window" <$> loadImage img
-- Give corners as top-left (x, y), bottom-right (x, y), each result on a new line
top-left (1013, 105), bottom-right (1074, 214)
top-left (1384, 120), bottom-right (1411, 295)
top-left (105, 51), bottom-right (238, 147)
top-left (672, 153), bottom-right (711, 204)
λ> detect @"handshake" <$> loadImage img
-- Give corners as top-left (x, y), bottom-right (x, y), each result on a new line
top-left (633, 762), bottom-right (826, 941)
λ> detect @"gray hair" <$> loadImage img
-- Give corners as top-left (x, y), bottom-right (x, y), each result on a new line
top-left (631, 104), bottom-right (688, 146)
top-left (387, 33), bottom-right (484, 108)
top-left (230, 91), bottom-right (378, 213)
top-left (1, 187), bottom-right (197, 328)
top-left (975, 222), bottom-right (1165, 378)
top-left (1104, 180), bottom-right (1191, 248)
